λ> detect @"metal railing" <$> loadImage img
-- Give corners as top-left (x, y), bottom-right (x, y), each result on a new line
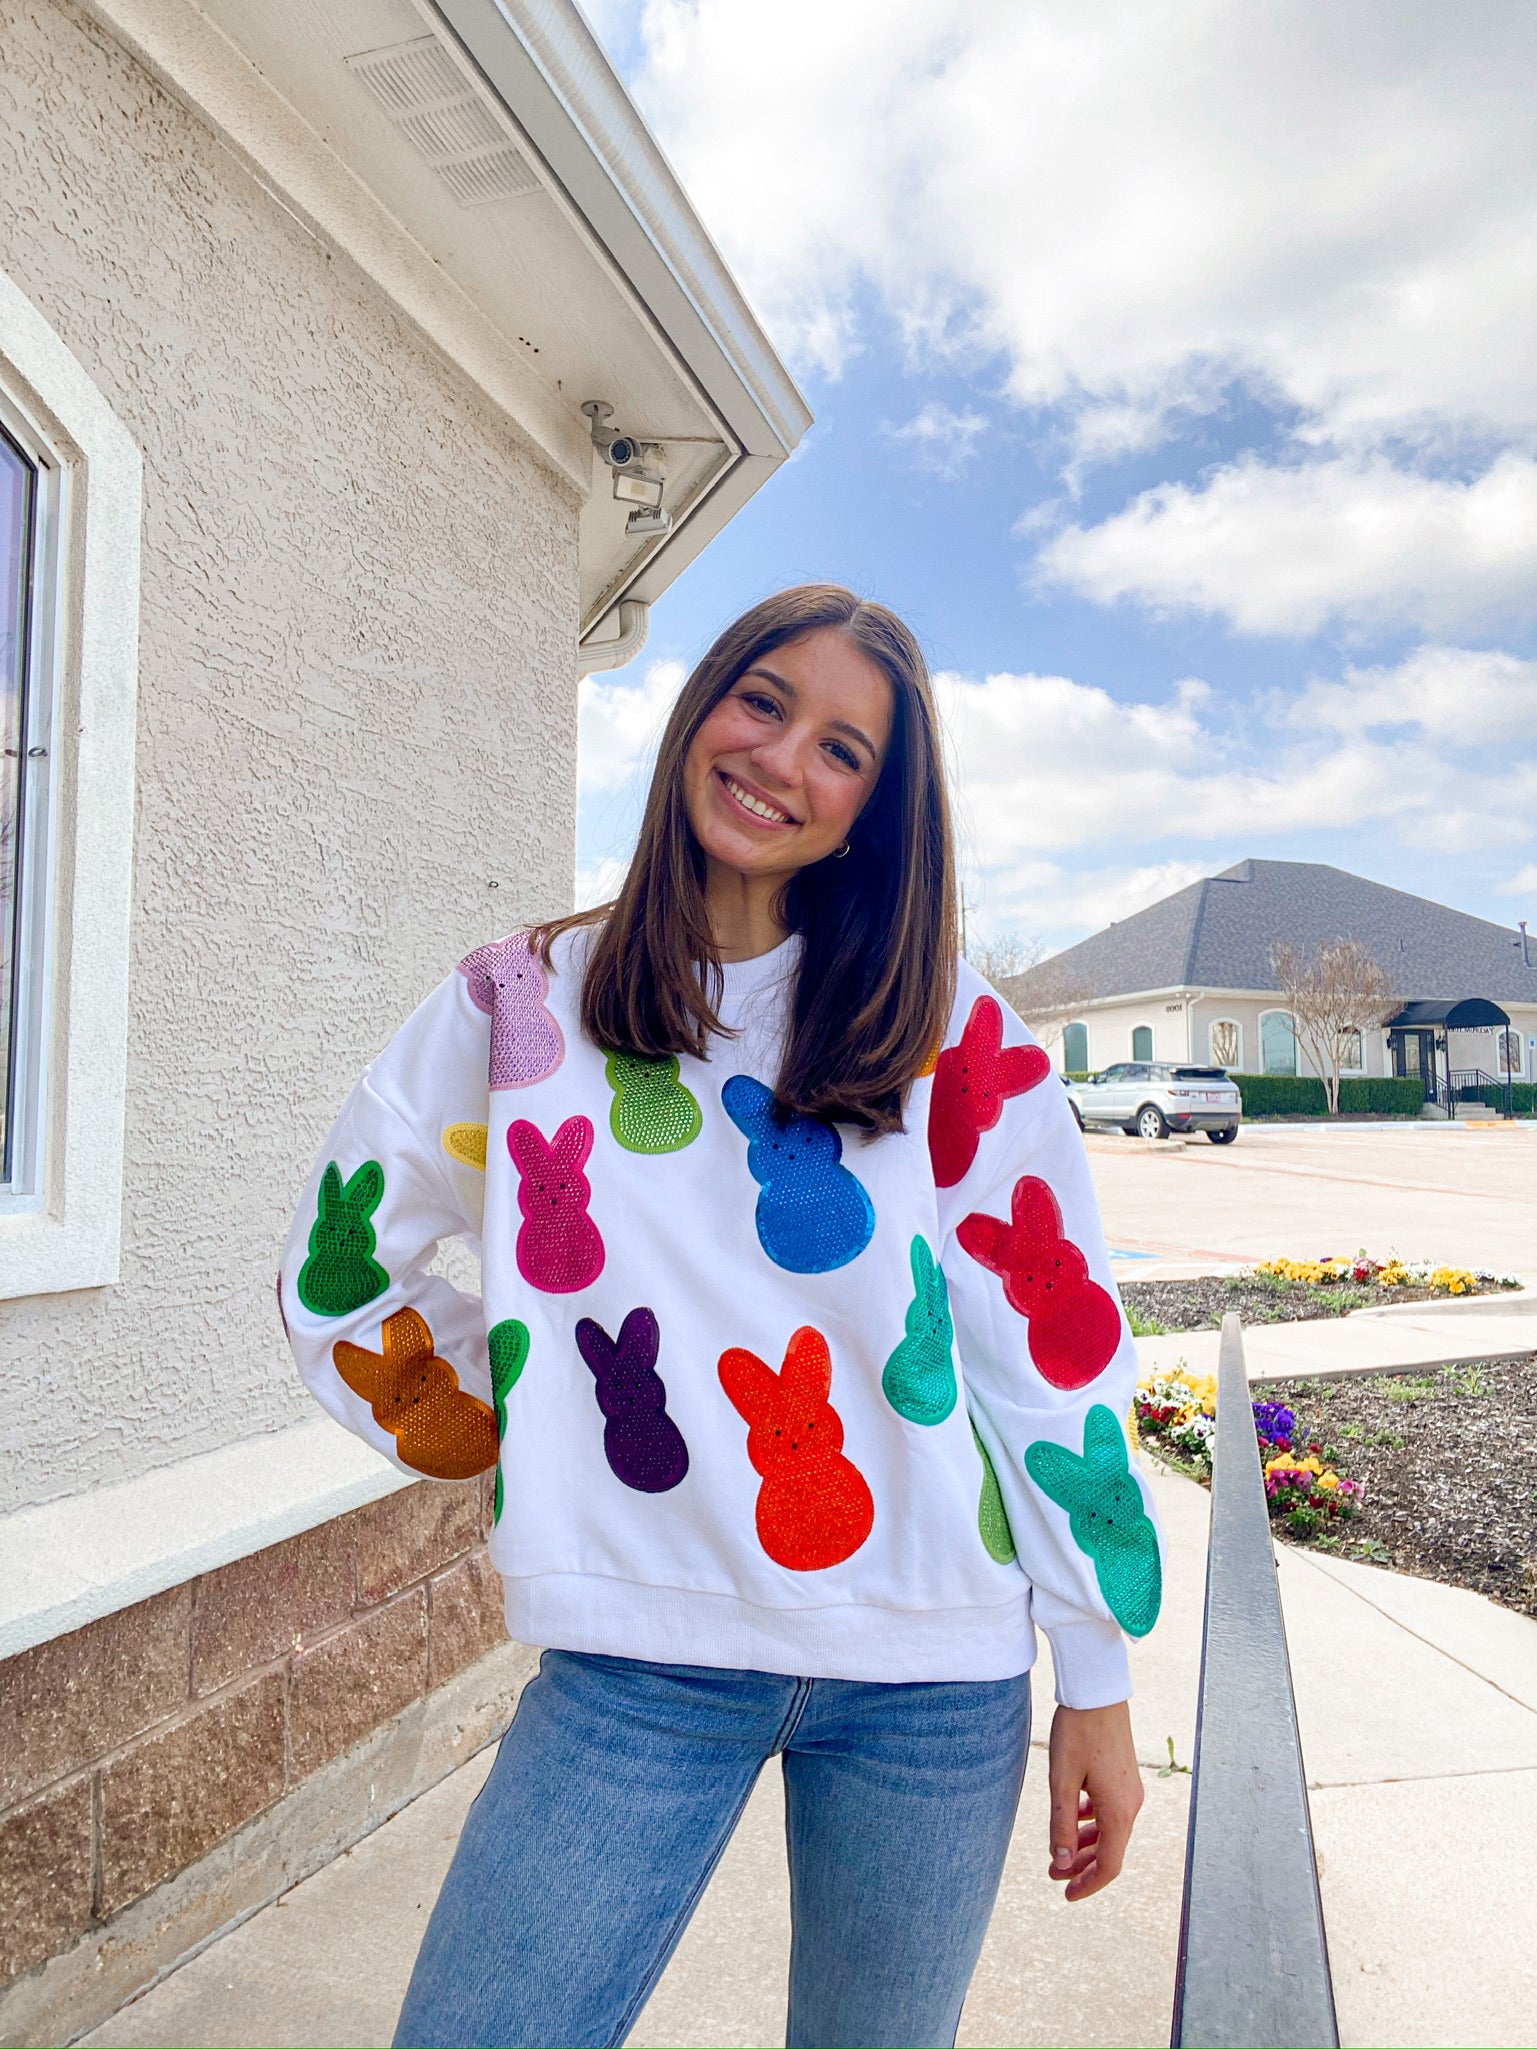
top-left (1171, 1314), bottom-right (1339, 2049)
top-left (1450, 1067), bottom-right (1517, 1118)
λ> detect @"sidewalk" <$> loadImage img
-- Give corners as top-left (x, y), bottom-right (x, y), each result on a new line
top-left (1137, 1291), bottom-right (1537, 1383)
top-left (83, 1446), bottom-right (1537, 2049)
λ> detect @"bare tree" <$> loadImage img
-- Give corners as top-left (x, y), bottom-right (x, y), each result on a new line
top-left (1268, 937), bottom-right (1398, 1114)
top-left (966, 933), bottom-right (1093, 1060)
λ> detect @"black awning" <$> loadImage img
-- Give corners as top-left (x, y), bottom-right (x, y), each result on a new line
top-left (1389, 998), bottom-right (1510, 1029)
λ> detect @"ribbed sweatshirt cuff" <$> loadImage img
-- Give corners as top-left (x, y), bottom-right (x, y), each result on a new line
top-left (1040, 1615), bottom-right (1131, 1708)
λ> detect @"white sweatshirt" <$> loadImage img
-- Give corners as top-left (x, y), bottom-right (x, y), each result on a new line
top-left (279, 930), bottom-right (1163, 1707)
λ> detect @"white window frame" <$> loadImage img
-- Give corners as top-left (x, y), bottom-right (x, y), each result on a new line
top-left (0, 269), bottom-right (140, 1297)
top-left (1260, 1007), bottom-right (1298, 1076)
top-left (1208, 1018), bottom-right (1242, 1070)
top-left (1338, 1027), bottom-right (1365, 1073)
top-left (1130, 1022), bottom-right (1155, 1062)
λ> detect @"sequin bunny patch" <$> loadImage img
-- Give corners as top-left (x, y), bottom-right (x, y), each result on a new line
top-left (973, 1424), bottom-right (1017, 1564)
top-left (1024, 1404), bottom-right (1162, 1635)
top-left (333, 1307), bottom-right (497, 1480)
top-left (928, 995), bottom-right (1051, 1188)
top-left (488, 1319), bottom-right (530, 1522)
top-left (442, 1123), bottom-right (488, 1171)
top-left (881, 1236), bottom-right (957, 1425)
top-left (605, 1052), bottom-right (702, 1155)
top-left (506, 1115), bottom-right (605, 1293)
top-left (717, 1325), bottom-right (875, 1571)
top-left (721, 1075), bottom-right (875, 1274)
top-left (298, 1161), bottom-right (389, 1317)
top-left (957, 1174), bottom-right (1122, 1389)
top-left (457, 932), bottom-right (565, 1090)
top-left (575, 1306), bottom-right (690, 1493)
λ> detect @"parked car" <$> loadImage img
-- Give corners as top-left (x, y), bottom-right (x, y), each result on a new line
top-left (1064, 1063), bottom-right (1241, 1142)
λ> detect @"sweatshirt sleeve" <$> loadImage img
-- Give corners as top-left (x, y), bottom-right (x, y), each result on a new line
top-left (933, 964), bottom-right (1164, 1708)
top-left (278, 966), bottom-right (499, 1483)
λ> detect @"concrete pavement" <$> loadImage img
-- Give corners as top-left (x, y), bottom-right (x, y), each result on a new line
top-left (1137, 1290), bottom-right (1537, 1383)
top-left (1090, 1121), bottom-right (1537, 1286)
top-left (83, 1451), bottom-right (1537, 2049)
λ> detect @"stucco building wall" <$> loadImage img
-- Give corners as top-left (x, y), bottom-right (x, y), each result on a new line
top-left (0, 0), bottom-right (581, 1513)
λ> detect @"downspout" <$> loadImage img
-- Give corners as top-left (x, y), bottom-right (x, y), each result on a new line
top-left (578, 600), bottom-right (650, 676)
top-left (1185, 992), bottom-right (1203, 1063)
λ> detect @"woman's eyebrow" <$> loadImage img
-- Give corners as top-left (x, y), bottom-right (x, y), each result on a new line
top-left (742, 664), bottom-right (875, 761)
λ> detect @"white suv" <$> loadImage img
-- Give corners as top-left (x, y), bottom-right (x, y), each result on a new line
top-left (1065, 1062), bottom-right (1241, 1142)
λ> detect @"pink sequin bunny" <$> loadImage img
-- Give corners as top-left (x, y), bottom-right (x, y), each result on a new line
top-left (457, 932), bottom-right (564, 1090)
top-left (507, 1115), bottom-right (605, 1292)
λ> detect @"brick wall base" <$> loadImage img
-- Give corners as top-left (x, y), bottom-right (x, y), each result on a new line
top-left (0, 1473), bottom-right (526, 2045)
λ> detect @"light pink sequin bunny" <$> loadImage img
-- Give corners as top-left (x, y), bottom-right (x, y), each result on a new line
top-left (457, 932), bottom-right (564, 1090)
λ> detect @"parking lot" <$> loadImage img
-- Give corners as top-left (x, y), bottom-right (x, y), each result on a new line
top-left (1086, 1121), bottom-right (1537, 1284)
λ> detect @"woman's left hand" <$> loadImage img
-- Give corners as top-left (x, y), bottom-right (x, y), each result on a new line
top-left (1046, 1700), bottom-right (1144, 1901)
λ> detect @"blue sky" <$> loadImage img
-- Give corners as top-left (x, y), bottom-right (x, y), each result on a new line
top-left (576, 1), bottom-right (1537, 955)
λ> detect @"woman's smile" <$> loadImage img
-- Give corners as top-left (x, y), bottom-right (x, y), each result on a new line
top-left (716, 769), bottom-right (798, 829)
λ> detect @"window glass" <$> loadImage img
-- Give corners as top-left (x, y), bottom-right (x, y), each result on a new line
top-left (1261, 1010), bottom-right (1297, 1075)
top-left (1062, 1020), bottom-right (1088, 1071)
top-left (1130, 1024), bottom-right (1153, 1061)
top-left (1209, 1019), bottom-right (1239, 1068)
top-left (1498, 1029), bottom-right (1520, 1075)
top-left (1340, 1028), bottom-right (1363, 1069)
top-left (0, 427), bottom-right (34, 1182)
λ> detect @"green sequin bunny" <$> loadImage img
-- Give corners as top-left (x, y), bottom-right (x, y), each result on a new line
top-left (973, 1424), bottom-right (1017, 1563)
top-left (297, 1161), bottom-right (389, 1317)
top-left (488, 1319), bottom-right (530, 1523)
top-left (882, 1236), bottom-right (957, 1425)
top-left (605, 1052), bottom-right (702, 1155)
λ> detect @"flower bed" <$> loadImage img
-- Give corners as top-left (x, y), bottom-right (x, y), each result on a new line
top-left (1134, 1367), bottom-right (1364, 1537)
top-left (1123, 1255), bottom-right (1520, 1335)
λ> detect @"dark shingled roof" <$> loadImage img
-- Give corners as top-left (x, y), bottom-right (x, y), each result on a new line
top-left (1013, 860), bottom-right (1537, 1004)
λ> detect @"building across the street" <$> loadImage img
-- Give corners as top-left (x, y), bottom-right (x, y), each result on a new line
top-left (1008, 859), bottom-right (1537, 1102)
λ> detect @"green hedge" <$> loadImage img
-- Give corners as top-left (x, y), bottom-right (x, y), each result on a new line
top-left (1337, 1076), bottom-right (1427, 1116)
top-left (1232, 1073), bottom-right (1424, 1117)
top-left (1232, 1073), bottom-right (1327, 1116)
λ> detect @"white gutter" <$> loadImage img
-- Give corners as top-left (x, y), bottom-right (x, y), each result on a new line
top-left (577, 599), bottom-right (649, 674)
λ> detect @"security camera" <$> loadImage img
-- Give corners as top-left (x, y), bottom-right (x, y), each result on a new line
top-left (582, 399), bottom-right (669, 529)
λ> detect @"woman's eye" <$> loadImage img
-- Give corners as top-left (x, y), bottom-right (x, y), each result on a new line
top-left (824, 740), bottom-right (859, 770)
top-left (741, 690), bottom-right (781, 717)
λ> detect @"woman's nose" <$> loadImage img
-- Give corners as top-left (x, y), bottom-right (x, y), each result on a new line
top-left (749, 728), bottom-right (804, 789)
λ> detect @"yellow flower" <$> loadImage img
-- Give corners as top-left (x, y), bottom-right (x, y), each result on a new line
top-left (1316, 1471), bottom-right (1340, 1492)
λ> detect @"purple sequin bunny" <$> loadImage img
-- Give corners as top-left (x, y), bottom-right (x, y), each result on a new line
top-left (457, 932), bottom-right (564, 1090)
top-left (575, 1307), bottom-right (689, 1493)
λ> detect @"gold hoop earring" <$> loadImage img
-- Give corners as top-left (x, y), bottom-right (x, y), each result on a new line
top-left (832, 841), bottom-right (851, 859)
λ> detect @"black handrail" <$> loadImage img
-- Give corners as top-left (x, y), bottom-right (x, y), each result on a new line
top-left (1171, 1314), bottom-right (1339, 2049)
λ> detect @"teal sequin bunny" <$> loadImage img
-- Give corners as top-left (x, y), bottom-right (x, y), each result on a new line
top-left (882, 1237), bottom-right (957, 1424)
top-left (1024, 1405), bottom-right (1161, 1635)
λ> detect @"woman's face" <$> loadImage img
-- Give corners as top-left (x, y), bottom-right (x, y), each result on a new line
top-left (682, 628), bottom-right (894, 882)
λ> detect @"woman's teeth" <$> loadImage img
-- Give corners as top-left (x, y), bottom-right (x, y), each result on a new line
top-left (723, 775), bottom-right (792, 824)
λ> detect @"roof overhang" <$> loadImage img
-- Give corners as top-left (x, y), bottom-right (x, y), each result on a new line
top-left (1389, 999), bottom-right (1511, 1029)
top-left (81, 0), bottom-right (811, 644)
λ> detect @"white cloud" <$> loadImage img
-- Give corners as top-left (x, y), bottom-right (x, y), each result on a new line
top-left (1284, 645), bottom-right (1537, 738)
top-left (577, 657), bottom-right (686, 795)
top-left (575, 854), bottom-right (631, 909)
top-left (967, 859), bottom-right (1212, 946)
top-left (936, 663), bottom-right (1537, 873)
top-left (1498, 866), bottom-right (1537, 899)
top-left (1033, 454), bottom-right (1537, 636)
top-left (629, 1), bottom-right (1537, 455)
top-left (883, 402), bottom-right (988, 480)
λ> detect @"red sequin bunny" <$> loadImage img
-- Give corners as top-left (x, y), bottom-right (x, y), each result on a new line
top-left (957, 1175), bottom-right (1122, 1390)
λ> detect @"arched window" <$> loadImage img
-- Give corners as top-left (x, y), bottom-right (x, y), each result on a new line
top-left (1261, 1010), bottom-right (1297, 1075)
top-left (1209, 1019), bottom-right (1240, 1069)
top-left (1131, 1024), bottom-right (1154, 1062)
top-left (1340, 1028), bottom-right (1363, 1070)
top-left (1062, 1020), bottom-right (1088, 1073)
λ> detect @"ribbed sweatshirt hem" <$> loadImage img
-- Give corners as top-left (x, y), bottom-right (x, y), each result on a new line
top-left (501, 1571), bottom-right (1038, 1684)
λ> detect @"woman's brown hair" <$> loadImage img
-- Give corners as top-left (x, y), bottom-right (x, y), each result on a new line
top-left (533, 584), bottom-right (957, 1135)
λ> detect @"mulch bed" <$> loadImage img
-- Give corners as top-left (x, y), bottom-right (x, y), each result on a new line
top-left (1121, 1273), bottom-right (1512, 1332)
top-left (1258, 1359), bottom-right (1537, 1617)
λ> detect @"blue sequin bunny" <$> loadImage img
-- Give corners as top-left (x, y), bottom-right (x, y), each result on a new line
top-left (722, 1075), bottom-right (876, 1274)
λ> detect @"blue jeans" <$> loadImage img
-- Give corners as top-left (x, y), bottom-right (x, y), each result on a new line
top-left (394, 1651), bottom-right (1032, 2049)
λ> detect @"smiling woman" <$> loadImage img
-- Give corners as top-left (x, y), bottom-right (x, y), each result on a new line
top-left (537, 584), bottom-right (957, 1132)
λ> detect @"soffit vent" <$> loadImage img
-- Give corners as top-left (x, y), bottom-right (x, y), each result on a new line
top-left (345, 37), bottom-right (541, 207)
